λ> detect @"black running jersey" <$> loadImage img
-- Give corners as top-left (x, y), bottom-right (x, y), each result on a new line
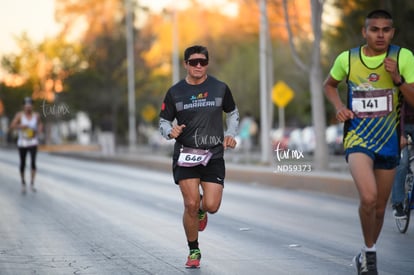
top-left (160, 75), bottom-right (236, 159)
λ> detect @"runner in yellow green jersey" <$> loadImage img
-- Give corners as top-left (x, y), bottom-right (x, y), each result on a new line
top-left (324, 9), bottom-right (414, 275)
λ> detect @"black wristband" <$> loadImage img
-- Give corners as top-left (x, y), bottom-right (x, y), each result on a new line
top-left (394, 76), bottom-right (405, 87)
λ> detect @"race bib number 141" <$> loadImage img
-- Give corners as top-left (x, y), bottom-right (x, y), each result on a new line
top-left (352, 89), bottom-right (393, 118)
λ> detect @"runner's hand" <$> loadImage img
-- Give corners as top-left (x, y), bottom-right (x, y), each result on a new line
top-left (336, 106), bottom-right (354, 122)
top-left (384, 57), bottom-right (401, 82)
top-left (169, 124), bottom-right (186, 139)
top-left (223, 135), bottom-right (237, 150)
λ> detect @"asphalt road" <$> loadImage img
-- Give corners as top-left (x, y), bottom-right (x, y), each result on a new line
top-left (0, 148), bottom-right (413, 275)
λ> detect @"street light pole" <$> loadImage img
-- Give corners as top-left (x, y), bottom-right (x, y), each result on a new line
top-left (171, 8), bottom-right (180, 85)
top-left (125, 0), bottom-right (137, 150)
top-left (259, 0), bottom-right (271, 164)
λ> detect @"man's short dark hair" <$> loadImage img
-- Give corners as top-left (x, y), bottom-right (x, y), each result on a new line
top-left (365, 9), bottom-right (393, 28)
top-left (366, 9), bottom-right (393, 20)
top-left (184, 45), bottom-right (209, 61)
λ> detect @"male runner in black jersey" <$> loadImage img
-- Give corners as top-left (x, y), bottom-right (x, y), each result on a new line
top-left (159, 45), bottom-right (239, 268)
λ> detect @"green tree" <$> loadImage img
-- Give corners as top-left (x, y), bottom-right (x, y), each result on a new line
top-left (55, 0), bottom-right (159, 143)
top-left (1, 33), bottom-right (84, 129)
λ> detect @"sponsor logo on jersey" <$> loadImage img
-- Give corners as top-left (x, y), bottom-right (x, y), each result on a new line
top-left (368, 73), bottom-right (380, 82)
top-left (184, 92), bottom-right (215, 110)
top-left (190, 92), bottom-right (208, 101)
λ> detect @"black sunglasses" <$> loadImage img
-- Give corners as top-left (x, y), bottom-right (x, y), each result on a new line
top-left (187, 58), bottom-right (209, 67)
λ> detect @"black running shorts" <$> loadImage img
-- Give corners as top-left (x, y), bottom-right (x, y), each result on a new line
top-left (172, 158), bottom-right (225, 185)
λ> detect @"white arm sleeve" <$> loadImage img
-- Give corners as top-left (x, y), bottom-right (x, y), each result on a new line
top-left (159, 118), bottom-right (173, 140)
top-left (224, 107), bottom-right (239, 137)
